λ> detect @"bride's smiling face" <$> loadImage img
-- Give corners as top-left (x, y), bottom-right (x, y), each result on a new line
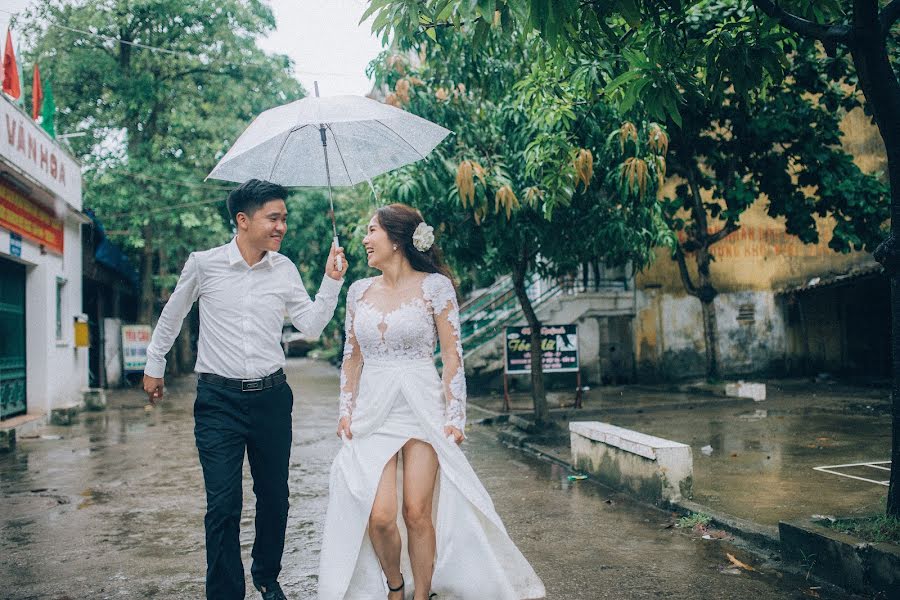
top-left (362, 215), bottom-right (394, 270)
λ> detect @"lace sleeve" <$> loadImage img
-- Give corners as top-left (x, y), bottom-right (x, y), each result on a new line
top-left (339, 281), bottom-right (364, 420)
top-left (428, 274), bottom-right (466, 432)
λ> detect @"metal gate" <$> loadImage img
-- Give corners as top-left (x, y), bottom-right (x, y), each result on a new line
top-left (0, 258), bottom-right (26, 420)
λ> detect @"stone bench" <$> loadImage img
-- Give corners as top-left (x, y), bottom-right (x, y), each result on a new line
top-left (569, 421), bottom-right (693, 503)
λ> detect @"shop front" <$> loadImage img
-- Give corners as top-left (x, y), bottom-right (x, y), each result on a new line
top-left (0, 95), bottom-right (86, 421)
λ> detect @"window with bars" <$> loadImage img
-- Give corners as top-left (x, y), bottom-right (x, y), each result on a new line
top-left (737, 303), bottom-right (755, 325)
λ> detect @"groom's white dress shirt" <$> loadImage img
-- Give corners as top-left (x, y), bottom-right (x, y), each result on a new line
top-left (144, 237), bottom-right (343, 380)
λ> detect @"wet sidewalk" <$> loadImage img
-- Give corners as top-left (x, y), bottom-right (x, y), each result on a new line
top-left (1, 361), bottom-right (864, 599)
top-left (471, 378), bottom-right (891, 527)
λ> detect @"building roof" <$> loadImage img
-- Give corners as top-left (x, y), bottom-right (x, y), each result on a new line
top-left (775, 262), bottom-right (885, 295)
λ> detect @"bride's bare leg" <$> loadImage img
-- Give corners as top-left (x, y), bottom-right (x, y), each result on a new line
top-left (401, 439), bottom-right (439, 600)
top-left (369, 453), bottom-right (404, 599)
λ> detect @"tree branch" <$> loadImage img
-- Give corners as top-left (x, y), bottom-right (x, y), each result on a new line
top-left (673, 246), bottom-right (699, 298)
top-left (707, 221), bottom-right (740, 245)
top-left (882, 0), bottom-right (900, 37)
top-left (422, 16), bottom-right (484, 31)
top-left (686, 167), bottom-right (709, 244)
top-left (751, 0), bottom-right (852, 54)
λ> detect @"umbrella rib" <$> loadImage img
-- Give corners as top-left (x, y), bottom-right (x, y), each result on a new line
top-left (374, 119), bottom-right (427, 162)
top-left (268, 124), bottom-right (312, 181)
top-left (325, 124), bottom-right (360, 186)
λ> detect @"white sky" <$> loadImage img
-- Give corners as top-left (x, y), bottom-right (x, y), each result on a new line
top-left (1, 0), bottom-right (386, 96)
top-left (259, 0), bottom-right (386, 96)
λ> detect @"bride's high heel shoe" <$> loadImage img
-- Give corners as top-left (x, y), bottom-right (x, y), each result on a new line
top-left (387, 575), bottom-right (404, 598)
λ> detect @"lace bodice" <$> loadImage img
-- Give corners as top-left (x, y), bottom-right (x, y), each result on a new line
top-left (339, 272), bottom-right (466, 431)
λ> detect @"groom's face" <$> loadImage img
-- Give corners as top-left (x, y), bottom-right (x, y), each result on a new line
top-left (241, 199), bottom-right (288, 253)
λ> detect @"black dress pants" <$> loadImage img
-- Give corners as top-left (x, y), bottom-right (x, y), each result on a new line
top-left (194, 377), bottom-right (293, 600)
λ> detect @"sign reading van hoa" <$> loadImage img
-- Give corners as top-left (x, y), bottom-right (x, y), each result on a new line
top-left (504, 324), bottom-right (579, 374)
top-left (0, 97), bottom-right (82, 210)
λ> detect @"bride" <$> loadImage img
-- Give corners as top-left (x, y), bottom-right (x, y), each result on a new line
top-left (317, 204), bottom-right (545, 600)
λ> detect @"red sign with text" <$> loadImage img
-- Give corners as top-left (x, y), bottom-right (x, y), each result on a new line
top-left (0, 180), bottom-right (63, 254)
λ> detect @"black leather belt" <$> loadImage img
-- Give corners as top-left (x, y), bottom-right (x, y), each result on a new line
top-left (198, 368), bottom-right (286, 392)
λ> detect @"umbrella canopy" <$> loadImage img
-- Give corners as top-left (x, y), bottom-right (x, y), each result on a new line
top-left (206, 94), bottom-right (451, 186)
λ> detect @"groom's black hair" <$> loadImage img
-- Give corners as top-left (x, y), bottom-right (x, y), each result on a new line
top-left (227, 179), bottom-right (288, 223)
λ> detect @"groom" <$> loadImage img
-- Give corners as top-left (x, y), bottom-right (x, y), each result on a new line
top-left (142, 179), bottom-right (347, 600)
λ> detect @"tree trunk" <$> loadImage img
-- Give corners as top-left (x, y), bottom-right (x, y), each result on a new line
top-left (847, 1), bottom-right (900, 519)
top-left (138, 223), bottom-right (154, 325)
top-left (873, 115), bottom-right (900, 517)
top-left (696, 248), bottom-right (721, 382)
top-left (511, 260), bottom-right (550, 426)
top-left (674, 164), bottom-right (726, 382)
top-left (699, 298), bottom-right (721, 380)
top-left (754, 0), bottom-right (900, 519)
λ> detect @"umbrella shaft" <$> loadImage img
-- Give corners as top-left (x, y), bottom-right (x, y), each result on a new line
top-left (320, 125), bottom-right (338, 239)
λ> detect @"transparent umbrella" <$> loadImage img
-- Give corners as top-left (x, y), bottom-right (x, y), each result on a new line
top-left (206, 83), bottom-right (452, 268)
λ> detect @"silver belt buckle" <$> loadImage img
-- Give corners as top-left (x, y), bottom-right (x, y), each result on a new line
top-left (241, 378), bottom-right (263, 392)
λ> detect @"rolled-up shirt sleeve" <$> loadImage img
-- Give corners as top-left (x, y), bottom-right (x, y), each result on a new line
top-left (144, 253), bottom-right (201, 378)
top-left (286, 267), bottom-right (343, 339)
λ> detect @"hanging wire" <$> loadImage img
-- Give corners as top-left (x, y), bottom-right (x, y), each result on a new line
top-left (100, 195), bottom-right (227, 218)
top-left (0, 8), bottom-right (364, 79)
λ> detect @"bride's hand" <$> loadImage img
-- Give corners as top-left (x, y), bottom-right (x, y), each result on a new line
top-left (443, 425), bottom-right (464, 444)
top-left (337, 416), bottom-right (353, 440)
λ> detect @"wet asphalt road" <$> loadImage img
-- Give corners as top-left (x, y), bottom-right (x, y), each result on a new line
top-left (0, 359), bottom-right (860, 600)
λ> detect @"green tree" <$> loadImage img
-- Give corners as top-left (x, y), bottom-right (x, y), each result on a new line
top-left (17, 0), bottom-right (303, 335)
top-left (366, 0), bottom-right (900, 514)
top-left (371, 29), bottom-right (669, 426)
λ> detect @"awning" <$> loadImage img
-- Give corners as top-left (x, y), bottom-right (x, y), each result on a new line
top-left (85, 209), bottom-right (139, 289)
top-left (775, 262), bottom-right (884, 295)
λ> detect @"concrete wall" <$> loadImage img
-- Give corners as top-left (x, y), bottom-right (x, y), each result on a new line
top-left (630, 108), bottom-right (885, 380)
top-left (635, 287), bottom-right (787, 380)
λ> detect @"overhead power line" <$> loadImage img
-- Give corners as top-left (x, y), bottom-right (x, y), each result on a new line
top-left (0, 8), bottom-right (366, 79)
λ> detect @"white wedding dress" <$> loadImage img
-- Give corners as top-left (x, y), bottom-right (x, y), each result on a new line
top-left (317, 272), bottom-right (545, 600)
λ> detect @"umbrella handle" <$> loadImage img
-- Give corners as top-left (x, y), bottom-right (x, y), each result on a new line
top-left (333, 235), bottom-right (343, 272)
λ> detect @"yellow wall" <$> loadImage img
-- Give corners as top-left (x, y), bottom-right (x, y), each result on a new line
top-left (636, 106), bottom-right (885, 296)
top-left (631, 106), bottom-right (886, 379)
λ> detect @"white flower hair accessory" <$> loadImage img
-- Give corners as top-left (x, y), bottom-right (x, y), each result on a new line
top-left (412, 221), bottom-right (435, 252)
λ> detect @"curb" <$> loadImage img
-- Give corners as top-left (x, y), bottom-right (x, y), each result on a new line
top-left (480, 418), bottom-right (893, 598)
top-left (468, 395), bottom-right (755, 421)
top-left (481, 422), bottom-right (791, 559)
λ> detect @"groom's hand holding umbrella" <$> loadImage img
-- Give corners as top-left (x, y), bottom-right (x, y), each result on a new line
top-left (326, 241), bottom-right (348, 280)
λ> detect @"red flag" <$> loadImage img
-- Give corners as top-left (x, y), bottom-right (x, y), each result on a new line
top-left (31, 64), bottom-right (43, 120)
top-left (2, 28), bottom-right (21, 99)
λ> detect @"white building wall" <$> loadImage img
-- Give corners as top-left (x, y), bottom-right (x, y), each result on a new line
top-left (0, 215), bottom-right (87, 415)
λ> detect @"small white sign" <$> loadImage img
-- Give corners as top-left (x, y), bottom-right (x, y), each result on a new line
top-left (121, 325), bottom-right (152, 372)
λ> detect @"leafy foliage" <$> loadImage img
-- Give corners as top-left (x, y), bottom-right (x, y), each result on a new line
top-left (16, 0), bottom-right (304, 319)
